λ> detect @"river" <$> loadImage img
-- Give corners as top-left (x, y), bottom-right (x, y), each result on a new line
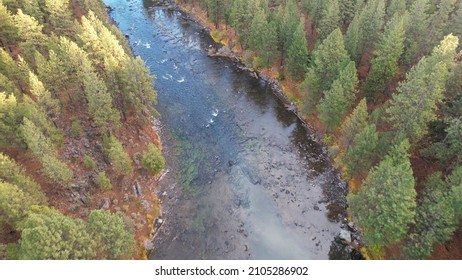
top-left (105, 0), bottom-right (352, 260)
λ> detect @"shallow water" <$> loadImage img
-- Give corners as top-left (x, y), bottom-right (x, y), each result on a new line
top-left (105, 0), bottom-right (349, 260)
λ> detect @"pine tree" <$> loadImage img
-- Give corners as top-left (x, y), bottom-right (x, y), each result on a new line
top-left (0, 181), bottom-right (37, 229)
top-left (0, 152), bottom-right (47, 204)
top-left (339, 0), bottom-right (356, 24)
top-left (312, 28), bottom-right (349, 89)
top-left (29, 71), bottom-right (61, 119)
top-left (43, 0), bottom-right (73, 35)
top-left (20, 117), bottom-right (72, 186)
top-left (0, 92), bottom-right (23, 146)
top-left (387, 35), bottom-right (459, 143)
top-left (348, 140), bottom-right (416, 247)
top-left (424, 0), bottom-right (457, 57)
top-left (317, 61), bottom-right (358, 131)
top-left (0, 48), bottom-right (25, 91)
top-left (281, 0), bottom-right (299, 57)
top-left (0, 1), bottom-right (18, 46)
top-left (88, 210), bottom-right (135, 259)
top-left (344, 0), bottom-right (385, 62)
top-left (0, 73), bottom-right (19, 97)
top-left (317, 0), bottom-right (341, 41)
top-left (206, 0), bottom-right (225, 28)
top-left (81, 61), bottom-right (120, 133)
top-left (343, 123), bottom-right (379, 177)
top-left (403, 0), bottom-right (431, 63)
top-left (105, 135), bottom-right (133, 176)
top-left (18, 209), bottom-right (97, 259)
top-left (364, 13), bottom-right (407, 101)
top-left (339, 98), bottom-right (368, 150)
top-left (386, 0), bottom-right (407, 19)
top-left (404, 169), bottom-right (462, 259)
top-left (286, 19), bottom-right (309, 81)
top-left (142, 143), bottom-right (165, 175)
top-left (248, 9), bottom-right (266, 52)
top-left (12, 9), bottom-right (47, 57)
top-left (302, 0), bottom-right (325, 27)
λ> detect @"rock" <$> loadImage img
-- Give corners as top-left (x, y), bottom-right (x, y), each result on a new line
top-left (100, 198), bottom-right (111, 209)
top-left (339, 229), bottom-right (352, 243)
top-left (80, 209), bottom-right (89, 217)
top-left (131, 213), bottom-right (137, 219)
top-left (144, 240), bottom-right (154, 251)
top-left (114, 206), bottom-right (121, 212)
top-left (313, 205), bottom-right (320, 211)
top-left (69, 205), bottom-right (80, 213)
top-left (133, 181), bottom-right (142, 196)
top-left (112, 199), bottom-right (119, 205)
top-left (348, 222), bottom-right (356, 231)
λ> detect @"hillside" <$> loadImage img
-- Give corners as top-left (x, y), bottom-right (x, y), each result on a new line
top-left (0, 0), bottom-right (165, 259)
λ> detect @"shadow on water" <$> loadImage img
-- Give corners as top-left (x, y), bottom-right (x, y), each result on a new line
top-left (105, 0), bottom-right (351, 259)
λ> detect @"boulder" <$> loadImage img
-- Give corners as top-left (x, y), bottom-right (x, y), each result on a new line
top-left (339, 229), bottom-right (352, 243)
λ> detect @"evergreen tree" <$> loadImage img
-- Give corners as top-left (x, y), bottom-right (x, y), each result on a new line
top-left (18, 209), bottom-right (97, 260)
top-left (344, 0), bottom-right (386, 62)
top-left (339, 98), bottom-right (368, 150)
top-left (387, 35), bottom-right (459, 143)
top-left (0, 181), bottom-right (36, 229)
top-left (0, 73), bottom-right (19, 97)
top-left (206, 0), bottom-right (225, 28)
top-left (386, 0), bottom-right (407, 19)
top-left (403, 0), bottom-right (431, 63)
top-left (424, 0), bottom-right (457, 57)
top-left (82, 63), bottom-right (121, 133)
top-left (105, 135), bottom-right (133, 176)
top-left (312, 28), bottom-right (349, 88)
top-left (281, 0), bottom-right (299, 57)
top-left (142, 143), bottom-right (165, 175)
top-left (0, 152), bottom-right (47, 204)
top-left (348, 140), bottom-right (416, 247)
top-left (0, 48), bottom-right (25, 91)
top-left (12, 9), bottom-right (47, 57)
top-left (364, 13), bottom-right (407, 101)
top-left (0, 1), bottom-right (18, 46)
top-left (28, 71), bottom-right (61, 119)
top-left (303, 28), bottom-right (349, 113)
top-left (286, 19), bottom-right (309, 80)
top-left (302, 0), bottom-right (325, 27)
top-left (343, 123), bottom-right (379, 177)
top-left (20, 117), bottom-right (72, 186)
top-left (317, 0), bottom-right (341, 41)
top-left (404, 169), bottom-right (462, 259)
top-left (248, 9), bottom-right (267, 52)
top-left (43, 0), bottom-right (73, 35)
top-left (88, 210), bottom-right (135, 259)
top-left (318, 61), bottom-right (358, 131)
top-left (339, 0), bottom-right (356, 24)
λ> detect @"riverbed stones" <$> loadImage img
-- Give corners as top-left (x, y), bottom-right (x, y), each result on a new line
top-left (339, 229), bottom-right (352, 243)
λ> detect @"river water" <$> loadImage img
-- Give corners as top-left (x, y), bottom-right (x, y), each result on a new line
top-left (105, 0), bottom-right (350, 260)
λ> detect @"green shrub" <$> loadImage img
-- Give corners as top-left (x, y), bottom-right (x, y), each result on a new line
top-left (70, 120), bottom-right (82, 138)
top-left (97, 172), bottom-right (112, 190)
top-left (83, 155), bottom-right (96, 170)
top-left (142, 144), bottom-right (165, 175)
top-left (104, 135), bottom-right (133, 175)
